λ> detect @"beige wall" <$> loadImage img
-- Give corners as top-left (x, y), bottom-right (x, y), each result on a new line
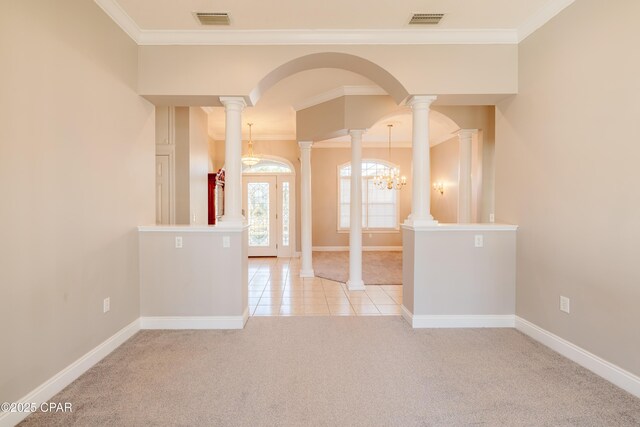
top-left (311, 147), bottom-right (412, 248)
top-left (189, 107), bottom-right (209, 225)
top-left (139, 229), bottom-right (247, 317)
top-left (0, 0), bottom-right (155, 404)
top-left (430, 138), bottom-right (459, 223)
top-left (138, 44), bottom-right (518, 105)
top-left (173, 107), bottom-right (210, 225)
top-left (495, 0), bottom-right (640, 376)
top-left (433, 106), bottom-right (496, 223)
top-left (405, 227), bottom-right (516, 316)
top-left (174, 107), bottom-right (191, 224)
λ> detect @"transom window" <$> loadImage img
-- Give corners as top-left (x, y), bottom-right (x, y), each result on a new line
top-left (243, 159), bottom-right (292, 174)
top-left (338, 160), bottom-right (399, 231)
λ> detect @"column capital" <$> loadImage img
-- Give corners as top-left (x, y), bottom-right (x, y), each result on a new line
top-left (298, 141), bottom-right (313, 150)
top-left (219, 97), bottom-right (247, 110)
top-left (348, 129), bottom-right (366, 138)
top-left (406, 95), bottom-right (437, 108)
top-left (456, 128), bottom-right (478, 138)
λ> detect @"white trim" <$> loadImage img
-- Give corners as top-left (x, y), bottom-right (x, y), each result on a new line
top-left (293, 85), bottom-right (387, 111)
top-left (401, 223), bottom-right (518, 232)
top-left (136, 29), bottom-right (519, 46)
top-left (518, 0), bottom-right (575, 43)
top-left (93, 0), bottom-right (141, 42)
top-left (95, 0), bottom-right (571, 46)
top-left (315, 140), bottom-right (412, 148)
top-left (312, 246), bottom-right (402, 252)
top-left (0, 319), bottom-right (140, 427)
top-left (515, 316), bottom-right (640, 399)
top-left (400, 307), bottom-right (515, 328)
top-left (299, 269), bottom-right (315, 278)
top-left (140, 315), bottom-right (247, 330)
top-left (138, 225), bottom-right (247, 233)
top-left (401, 305), bottom-right (414, 326)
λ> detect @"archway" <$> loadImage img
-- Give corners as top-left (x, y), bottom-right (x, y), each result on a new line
top-left (249, 52), bottom-right (409, 106)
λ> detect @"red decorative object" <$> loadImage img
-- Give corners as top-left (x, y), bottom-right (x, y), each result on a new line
top-left (208, 169), bottom-right (225, 225)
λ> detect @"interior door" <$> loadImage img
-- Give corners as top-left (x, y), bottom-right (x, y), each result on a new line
top-left (243, 176), bottom-right (278, 257)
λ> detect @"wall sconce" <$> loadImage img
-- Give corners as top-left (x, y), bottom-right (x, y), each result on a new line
top-left (433, 181), bottom-right (444, 195)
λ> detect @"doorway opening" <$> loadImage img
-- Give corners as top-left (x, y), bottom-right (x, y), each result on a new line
top-left (242, 157), bottom-right (295, 258)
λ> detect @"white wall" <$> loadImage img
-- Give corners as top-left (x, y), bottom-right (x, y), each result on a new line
top-left (0, 0), bottom-right (155, 403)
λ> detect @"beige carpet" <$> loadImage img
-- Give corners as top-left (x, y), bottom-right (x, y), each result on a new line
top-left (20, 317), bottom-right (640, 426)
top-left (313, 251), bottom-right (402, 285)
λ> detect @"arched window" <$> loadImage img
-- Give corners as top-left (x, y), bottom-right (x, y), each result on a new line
top-left (242, 159), bottom-right (293, 174)
top-left (338, 160), bottom-right (399, 231)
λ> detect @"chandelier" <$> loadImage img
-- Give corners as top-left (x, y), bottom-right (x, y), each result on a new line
top-left (241, 123), bottom-right (260, 166)
top-left (373, 124), bottom-right (407, 190)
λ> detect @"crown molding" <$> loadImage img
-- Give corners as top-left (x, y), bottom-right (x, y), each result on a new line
top-left (518, 0), bottom-right (575, 42)
top-left (96, 0), bottom-right (573, 46)
top-left (293, 85), bottom-right (387, 111)
top-left (94, 0), bottom-right (141, 41)
top-left (136, 28), bottom-right (519, 46)
top-left (209, 133), bottom-right (297, 142)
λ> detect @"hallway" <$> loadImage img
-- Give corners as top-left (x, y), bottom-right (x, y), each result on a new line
top-left (248, 258), bottom-right (402, 316)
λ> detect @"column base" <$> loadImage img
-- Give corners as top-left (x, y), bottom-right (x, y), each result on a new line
top-left (403, 217), bottom-right (439, 228)
top-left (347, 279), bottom-right (365, 291)
top-left (300, 269), bottom-right (315, 278)
top-left (217, 217), bottom-right (246, 229)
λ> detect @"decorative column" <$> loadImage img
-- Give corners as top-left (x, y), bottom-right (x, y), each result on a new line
top-left (299, 141), bottom-right (314, 277)
top-left (457, 129), bottom-right (476, 223)
top-left (404, 95), bottom-right (438, 227)
top-left (347, 129), bottom-right (365, 291)
top-left (218, 97), bottom-right (247, 227)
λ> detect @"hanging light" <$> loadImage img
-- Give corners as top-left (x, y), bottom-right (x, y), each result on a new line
top-left (241, 123), bottom-right (261, 166)
top-left (373, 124), bottom-right (407, 190)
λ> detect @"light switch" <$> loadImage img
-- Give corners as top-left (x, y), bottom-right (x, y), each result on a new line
top-left (223, 236), bottom-right (231, 248)
top-left (175, 236), bottom-right (183, 248)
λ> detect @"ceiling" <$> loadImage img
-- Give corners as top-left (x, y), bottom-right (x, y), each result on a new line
top-left (97, 0), bottom-right (574, 144)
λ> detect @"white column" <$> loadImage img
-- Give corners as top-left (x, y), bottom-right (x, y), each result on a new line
top-left (299, 141), bottom-right (314, 277)
top-left (457, 129), bottom-right (476, 223)
top-left (218, 97), bottom-right (246, 227)
top-left (405, 95), bottom-right (438, 227)
top-left (347, 129), bottom-right (365, 291)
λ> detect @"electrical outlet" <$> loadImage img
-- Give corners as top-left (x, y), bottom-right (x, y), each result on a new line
top-left (192, 214), bottom-right (196, 223)
top-left (175, 236), bottom-right (183, 248)
top-left (560, 296), bottom-right (570, 314)
top-left (489, 213), bottom-right (495, 223)
top-left (103, 297), bottom-right (110, 313)
top-left (474, 235), bottom-right (484, 247)
top-left (223, 236), bottom-right (231, 248)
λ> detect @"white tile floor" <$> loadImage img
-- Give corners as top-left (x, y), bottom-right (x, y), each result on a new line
top-left (248, 257), bottom-right (403, 316)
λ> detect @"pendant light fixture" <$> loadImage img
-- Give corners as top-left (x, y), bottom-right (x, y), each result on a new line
top-left (373, 124), bottom-right (407, 190)
top-left (241, 123), bottom-right (260, 166)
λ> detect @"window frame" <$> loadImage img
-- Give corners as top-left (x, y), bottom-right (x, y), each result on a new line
top-left (336, 159), bottom-right (401, 233)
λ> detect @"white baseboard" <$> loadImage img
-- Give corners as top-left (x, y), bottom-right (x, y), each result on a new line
top-left (312, 246), bottom-right (403, 252)
top-left (140, 315), bottom-right (246, 330)
top-left (0, 319), bottom-right (140, 427)
top-left (516, 316), bottom-right (640, 399)
top-left (401, 307), bottom-right (515, 328)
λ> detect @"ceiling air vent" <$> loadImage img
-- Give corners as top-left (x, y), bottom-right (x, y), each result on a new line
top-left (409, 13), bottom-right (444, 25)
top-left (194, 12), bottom-right (230, 26)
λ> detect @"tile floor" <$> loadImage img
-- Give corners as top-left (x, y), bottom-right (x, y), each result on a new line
top-left (248, 257), bottom-right (403, 316)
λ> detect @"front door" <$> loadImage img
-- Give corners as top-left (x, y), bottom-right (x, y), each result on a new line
top-left (243, 176), bottom-right (278, 256)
